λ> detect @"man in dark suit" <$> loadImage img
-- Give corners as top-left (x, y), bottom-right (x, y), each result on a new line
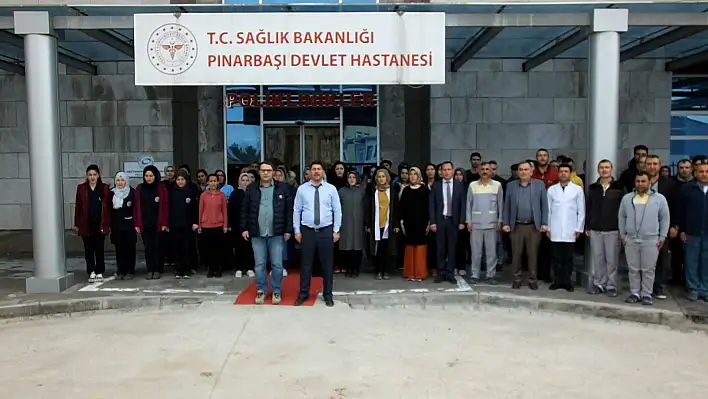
top-left (429, 161), bottom-right (467, 284)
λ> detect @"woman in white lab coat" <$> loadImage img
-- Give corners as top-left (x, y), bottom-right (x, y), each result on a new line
top-left (546, 165), bottom-right (585, 292)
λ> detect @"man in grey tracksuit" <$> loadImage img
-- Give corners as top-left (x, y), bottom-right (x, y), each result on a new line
top-left (618, 172), bottom-right (670, 306)
top-left (466, 162), bottom-right (504, 284)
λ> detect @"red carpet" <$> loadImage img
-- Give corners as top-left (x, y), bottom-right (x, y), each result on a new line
top-left (234, 273), bottom-right (323, 306)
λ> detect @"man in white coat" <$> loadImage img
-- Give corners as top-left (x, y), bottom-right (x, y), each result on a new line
top-left (547, 164), bottom-right (585, 292)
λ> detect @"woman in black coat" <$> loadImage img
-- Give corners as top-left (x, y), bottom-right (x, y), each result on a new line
top-left (228, 172), bottom-right (254, 278)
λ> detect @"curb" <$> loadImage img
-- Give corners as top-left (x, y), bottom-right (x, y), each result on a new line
top-left (0, 295), bottom-right (234, 320)
top-left (337, 291), bottom-right (705, 330)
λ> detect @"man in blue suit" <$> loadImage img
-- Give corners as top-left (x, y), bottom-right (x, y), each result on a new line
top-left (429, 161), bottom-right (467, 284)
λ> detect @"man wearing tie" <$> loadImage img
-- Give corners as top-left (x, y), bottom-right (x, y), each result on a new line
top-left (293, 161), bottom-right (342, 307)
top-left (429, 161), bottom-right (467, 284)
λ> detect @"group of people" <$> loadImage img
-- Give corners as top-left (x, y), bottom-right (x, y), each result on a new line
top-left (73, 145), bottom-right (708, 307)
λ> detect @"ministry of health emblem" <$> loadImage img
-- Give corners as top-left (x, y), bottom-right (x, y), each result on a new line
top-left (147, 23), bottom-right (197, 75)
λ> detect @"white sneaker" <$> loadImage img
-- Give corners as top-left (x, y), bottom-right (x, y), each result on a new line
top-left (88, 272), bottom-right (96, 283)
top-left (247, 270), bottom-right (255, 278)
top-left (235, 270), bottom-right (243, 278)
top-left (283, 269), bottom-right (288, 277)
top-left (95, 274), bottom-right (103, 282)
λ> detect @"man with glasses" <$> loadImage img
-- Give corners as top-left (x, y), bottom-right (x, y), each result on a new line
top-left (240, 161), bottom-right (293, 305)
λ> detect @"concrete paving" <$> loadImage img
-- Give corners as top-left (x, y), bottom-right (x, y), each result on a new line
top-left (1, 304), bottom-right (707, 399)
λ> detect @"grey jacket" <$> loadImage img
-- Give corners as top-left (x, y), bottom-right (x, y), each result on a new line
top-left (466, 179), bottom-right (503, 229)
top-left (503, 179), bottom-right (548, 230)
top-left (618, 190), bottom-right (670, 240)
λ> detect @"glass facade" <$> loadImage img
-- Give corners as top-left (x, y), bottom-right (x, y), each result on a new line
top-left (670, 77), bottom-right (708, 167)
top-left (224, 84), bottom-right (379, 183)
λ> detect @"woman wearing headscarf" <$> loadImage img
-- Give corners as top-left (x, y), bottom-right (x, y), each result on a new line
top-left (74, 164), bottom-right (110, 282)
top-left (399, 166), bottom-right (429, 281)
top-left (338, 170), bottom-right (367, 277)
top-left (229, 172), bottom-right (255, 278)
top-left (168, 169), bottom-right (200, 279)
top-left (196, 169), bottom-right (209, 192)
top-left (365, 168), bottom-right (399, 280)
top-left (286, 170), bottom-right (299, 189)
top-left (134, 165), bottom-right (170, 280)
top-left (454, 167), bottom-right (470, 276)
top-left (105, 172), bottom-right (137, 280)
top-left (424, 163), bottom-right (439, 275)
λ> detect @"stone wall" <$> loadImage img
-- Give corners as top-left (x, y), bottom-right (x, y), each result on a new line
top-left (430, 58), bottom-right (672, 175)
top-left (0, 61), bottom-right (173, 229)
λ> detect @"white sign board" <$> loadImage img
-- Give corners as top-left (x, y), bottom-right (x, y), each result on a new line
top-left (133, 12), bottom-right (445, 86)
top-left (124, 161), bottom-right (169, 179)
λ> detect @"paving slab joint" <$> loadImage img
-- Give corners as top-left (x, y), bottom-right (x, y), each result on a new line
top-left (0, 295), bottom-right (224, 320)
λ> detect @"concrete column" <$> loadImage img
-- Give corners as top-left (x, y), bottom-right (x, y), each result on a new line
top-left (582, 9), bottom-right (628, 289)
top-left (14, 11), bottom-right (74, 293)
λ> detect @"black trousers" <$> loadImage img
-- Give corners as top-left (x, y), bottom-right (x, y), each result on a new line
top-left (456, 229), bottom-right (470, 270)
top-left (374, 235), bottom-right (390, 275)
top-left (654, 242), bottom-right (669, 292)
top-left (341, 249), bottom-right (362, 275)
top-left (172, 227), bottom-right (195, 275)
top-left (551, 242), bottom-right (575, 286)
top-left (200, 227), bottom-right (225, 272)
top-left (82, 230), bottom-right (105, 275)
top-left (300, 225), bottom-right (334, 298)
top-left (112, 230), bottom-right (136, 275)
top-left (233, 233), bottom-right (254, 272)
top-left (436, 217), bottom-right (458, 277)
top-left (537, 234), bottom-right (552, 281)
top-left (670, 237), bottom-right (686, 285)
top-left (142, 230), bottom-right (163, 274)
top-left (426, 231), bottom-right (438, 271)
top-left (160, 231), bottom-right (174, 266)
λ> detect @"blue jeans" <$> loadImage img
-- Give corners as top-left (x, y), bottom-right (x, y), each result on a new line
top-left (685, 234), bottom-right (708, 296)
top-left (252, 235), bottom-right (284, 294)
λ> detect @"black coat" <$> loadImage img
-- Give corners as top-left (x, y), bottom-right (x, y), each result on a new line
top-left (653, 176), bottom-right (680, 228)
top-left (240, 181), bottom-right (293, 236)
top-left (169, 185), bottom-right (199, 229)
top-left (585, 179), bottom-right (626, 232)
top-left (228, 189), bottom-right (245, 233)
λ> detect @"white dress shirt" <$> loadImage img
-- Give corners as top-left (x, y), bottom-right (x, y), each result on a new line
top-left (442, 178), bottom-right (454, 216)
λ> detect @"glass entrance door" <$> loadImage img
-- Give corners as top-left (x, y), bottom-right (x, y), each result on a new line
top-left (263, 124), bottom-right (340, 183)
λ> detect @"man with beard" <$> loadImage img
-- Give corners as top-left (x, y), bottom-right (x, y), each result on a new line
top-left (531, 148), bottom-right (558, 283)
top-left (465, 152), bottom-right (482, 183)
top-left (546, 164), bottom-right (585, 292)
top-left (645, 154), bottom-right (679, 300)
top-left (619, 145), bottom-right (648, 192)
top-left (585, 160), bottom-right (625, 297)
top-left (679, 162), bottom-right (708, 302)
top-left (619, 172), bottom-right (669, 306)
top-left (671, 159), bottom-right (694, 285)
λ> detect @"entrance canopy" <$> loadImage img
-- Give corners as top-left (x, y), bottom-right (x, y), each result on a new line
top-left (1, 2), bottom-right (708, 76)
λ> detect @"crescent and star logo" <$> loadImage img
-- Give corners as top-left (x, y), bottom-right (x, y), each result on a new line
top-left (147, 23), bottom-right (198, 75)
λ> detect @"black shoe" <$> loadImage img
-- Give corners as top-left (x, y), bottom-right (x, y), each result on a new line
top-left (469, 277), bottom-right (479, 285)
top-left (175, 274), bottom-right (182, 280)
top-left (434, 275), bottom-right (445, 284)
top-left (447, 276), bottom-right (457, 284)
top-left (625, 294), bottom-right (640, 304)
top-left (294, 297), bottom-right (307, 306)
top-left (487, 278), bottom-right (498, 286)
top-left (124, 274), bottom-right (135, 281)
top-left (215, 270), bottom-right (223, 278)
top-left (549, 283), bottom-right (561, 291)
top-left (641, 296), bottom-right (653, 306)
top-left (606, 288), bottom-right (618, 298)
top-left (116, 274), bottom-right (125, 281)
top-left (325, 297), bottom-right (334, 307)
top-left (206, 270), bottom-right (215, 278)
top-left (565, 284), bottom-right (575, 293)
top-left (529, 282), bottom-right (539, 290)
top-left (512, 281), bottom-right (522, 289)
top-left (653, 289), bottom-right (667, 300)
top-left (146, 272), bottom-right (154, 280)
top-left (153, 273), bottom-right (161, 280)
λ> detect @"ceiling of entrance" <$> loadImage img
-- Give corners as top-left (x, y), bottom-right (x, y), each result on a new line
top-left (0, 2), bottom-right (707, 72)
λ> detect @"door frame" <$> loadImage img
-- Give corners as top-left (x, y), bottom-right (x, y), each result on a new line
top-left (262, 121), bottom-right (341, 178)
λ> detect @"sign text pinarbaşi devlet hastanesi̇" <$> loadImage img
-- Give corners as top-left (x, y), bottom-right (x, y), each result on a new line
top-left (133, 13), bottom-right (445, 85)
top-left (207, 30), bottom-right (433, 69)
